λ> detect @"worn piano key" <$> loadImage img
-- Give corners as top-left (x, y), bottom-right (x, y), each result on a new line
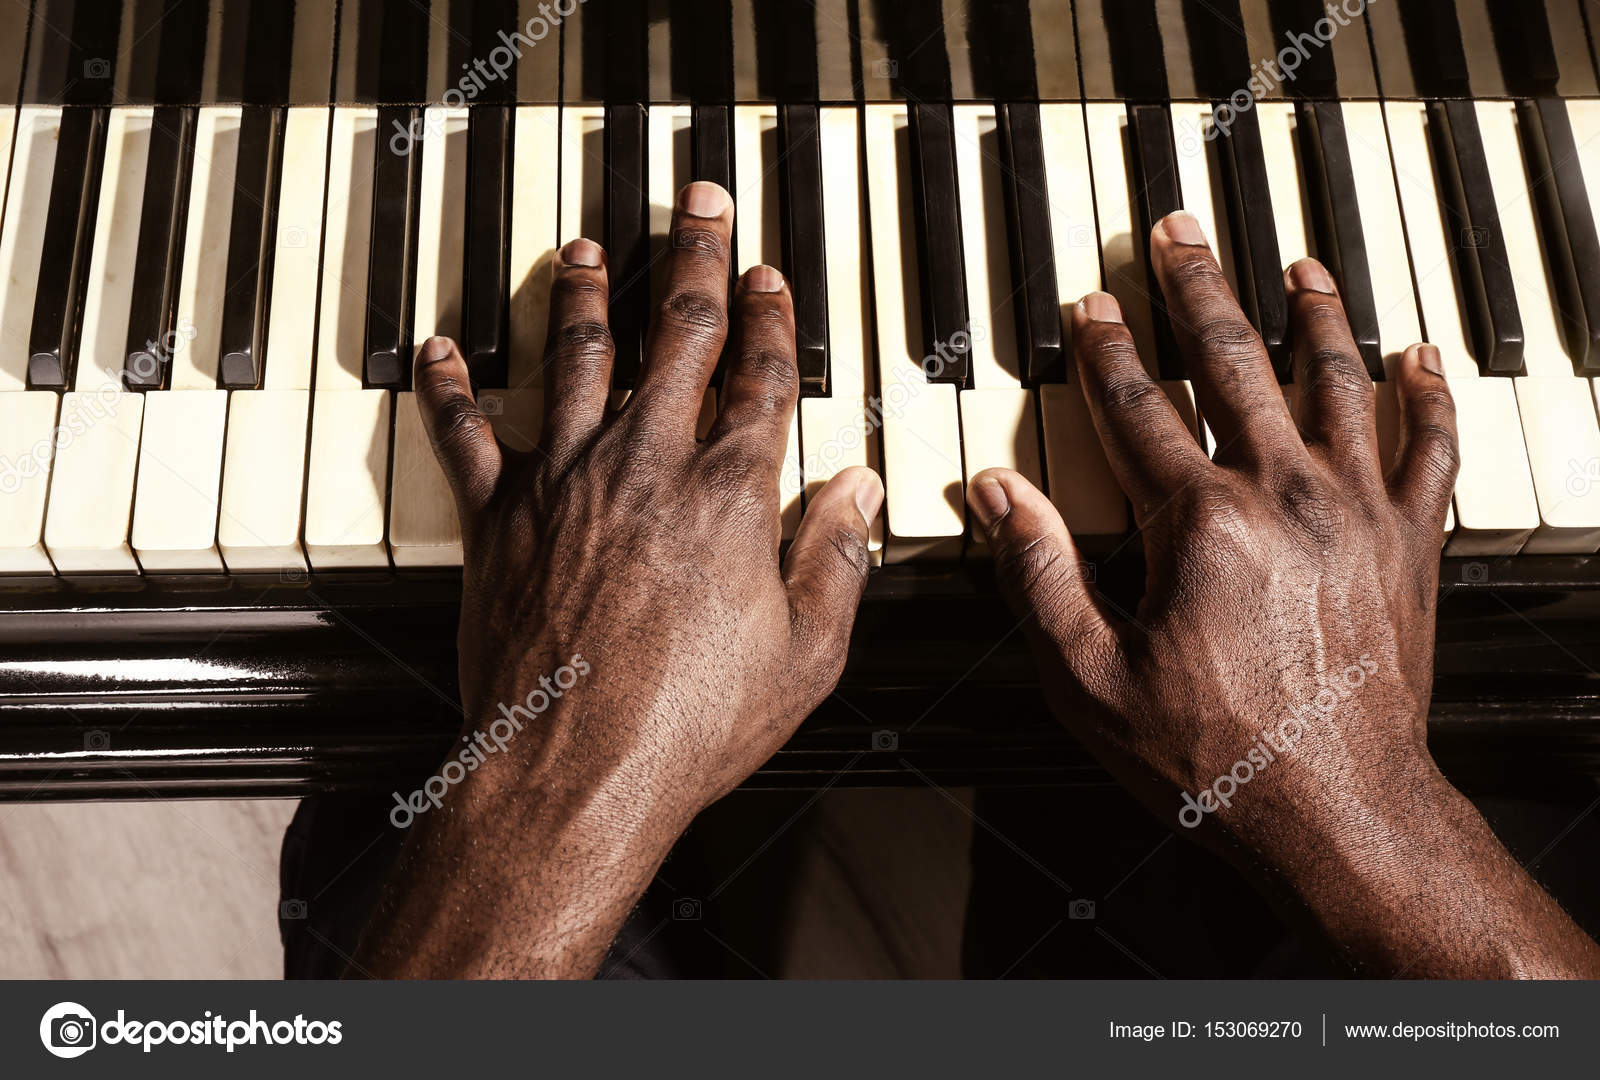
top-left (798, 106), bottom-right (883, 559)
top-left (218, 390), bottom-right (311, 573)
top-left (304, 389), bottom-right (392, 569)
top-left (365, 105), bottom-right (423, 390)
top-left (863, 104), bottom-right (965, 560)
top-left (606, 103), bottom-right (650, 390)
top-left (123, 106), bottom-right (196, 390)
top-left (1295, 101), bottom-right (1382, 379)
top-left (412, 107), bottom-right (469, 357)
top-left (28, 107), bottom-right (107, 390)
top-left (1475, 100), bottom-right (1600, 550)
top-left (907, 102), bottom-right (971, 386)
top-left (1429, 99), bottom-right (1525, 375)
top-left (130, 390), bottom-right (227, 571)
top-left (169, 107), bottom-right (241, 390)
top-left (317, 109), bottom-right (379, 390)
top-left (0, 393), bottom-right (61, 573)
top-left (733, 103), bottom-right (803, 537)
top-left (216, 106), bottom-right (283, 390)
top-left (998, 102), bottom-right (1064, 385)
top-left (1129, 102), bottom-right (1184, 381)
top-left (508, 105), bottom-right (560, 389)
top-left (465, 104), bottom-right (514, 388)
top-left (1386, 100), bottom-right (1536, 554)
top-left (1521, 97), bottom-right (1600, 372)
top-left (778, 103), bottom-right (828, 395)
top-left (1214, 107), bottom-right (1289, 380)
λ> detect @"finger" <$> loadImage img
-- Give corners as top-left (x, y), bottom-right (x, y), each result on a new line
top-left (966, 468), bottom-right (1119, 660)
top-left (414, 336), bottom-right (502, 513)
top-left (1071, 292), bottom-right (1213, 520)
top-left (633, 181), bottom-right (736, 435)
top-left (540, 238), bottom-right (614, 452)
top-left (1149, 212), bottom-right (1299, 467)
top-left (705, 267), bottom-right (798, 473)
top-left (783, 467), bottom-right (883, 695)
top-left (1285, 258), bottom-right (1381, 481)
top-left (1387, 343), bottom-right (1459, 531)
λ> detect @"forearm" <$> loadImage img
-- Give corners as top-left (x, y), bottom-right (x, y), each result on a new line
top-left (1238, 760), bottom-right (1600, 978)
top-left (352, 742), bottom-right (686, 979)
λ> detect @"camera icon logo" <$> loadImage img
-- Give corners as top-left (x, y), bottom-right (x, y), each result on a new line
top-left (873, 57), bottom-right (899, 79)
top-left (870, 730), bottom-right (898, 751)
top-left (282, 224), bottom-right (308, 249)
top-left (479, 395), bottom-right (504, 416)
top-left (1462, 562), bottom-right (1489, 584)
top-left (83, 58), bottom-right (110, 79)
top-left (1068, 899), bottom-right (1096, 920)
top-left (280, 898), bottom-right (309, 920)
top-left (83, 729), bottom-right (110, 752)
top-left (1460, 226), bottom-right (1490, 249)
top-left (40, 1002), bottom-right (97, 1059)
top-left (280, 565), bottom-right (308, 584)
top-left (672, 897), bottom-right (702, 921)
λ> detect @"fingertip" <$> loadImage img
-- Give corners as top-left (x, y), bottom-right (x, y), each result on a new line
top-left (678, 180), bottom-right (733, 219)
top-left (740, 264), bottom-right (788, 294)
top-left (1074, 292), bottom-right (1124, 327)
top-left (1285, 257), bottom-right (1336, 295)
top-left (417, 335), bottom-right (458, 367)
top-left (1405, 342), bottom-right (1446, 379)
top-left (1156, 210), bottom-right (1209, 249)
top-left (843, 465), bottom-right (884, 526)
top-left (967, 469), bottom-right (1014, 533)
top-left (558, 237), bottom-right (604, 268)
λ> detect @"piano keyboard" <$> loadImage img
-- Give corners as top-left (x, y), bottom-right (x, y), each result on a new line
top-left (6, 0), bottom-right (1600, 576)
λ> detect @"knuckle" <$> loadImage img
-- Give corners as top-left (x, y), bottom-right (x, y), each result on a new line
top-left (1097, 369), bottom-right (1166, 414)
top-left (1167, 250), bottom-right (1228, 294)
top-left (995, 535), bottom-right (1073, 614)
top-left (671, 225), bottom-right (729, 262)
top-left (1273, 470), bottom-right (1344, 548)
top-left (658, 290), bottom-right (728, 338)
top-left (429, 395), bottom-right (492, 457)
top-left (1410, 421), bottom-right (1461, 481)
top-left (1302, 348), bottom-right (1373, 406)
top-left (1193, 316), bottom-right (1265, 360)
top-left (548, 319), bottom-right (614, 363)
top-left (728, 347), bottom-right (798, 412)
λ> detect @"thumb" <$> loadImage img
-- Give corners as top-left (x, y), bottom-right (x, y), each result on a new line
top-left (967, 468), bottom-right (1113, 658)
top-left (413, 336), bottom-right (502, 513)
top-left (783, 466), bottom-right (883, 688)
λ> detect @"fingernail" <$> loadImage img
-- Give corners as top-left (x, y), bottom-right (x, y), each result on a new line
top-left (1288, 258), bottom-right (1336, 294)
top-left (743, 264), bottom-right (785, 292)
top-left (679, 180), bottom-right (731, 217)
top-left (1414, 343), bottom-right (1444, 377)
top-left (418, 336), bottom-right (455, 364)
top-left (1160, 211), bottom-right (1208, 247)
top-left (854, 474), bottom-right (884, 526)
top-left (1079, 292), bottom-right (1123, 324)
top-left (559, 238), bottom-right (602, 267)
top-left (968, 476), bottom-right (1010, 531)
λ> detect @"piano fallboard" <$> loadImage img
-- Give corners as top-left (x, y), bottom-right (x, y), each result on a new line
top-left (2, 557), bottom-right (1599, 800)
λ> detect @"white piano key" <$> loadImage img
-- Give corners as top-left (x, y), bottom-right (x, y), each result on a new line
top-left (1444, 379), bottom-right (1537, 555)
top-left (1039, 103), bottom-right (1103, 314)
top-left (951, 104), bottom-right (1022, 387)
top-left (43, 391), bottom-right (143, 573)
top-left (411, 106), bottom-right (469, 354)
top-left (1039, 382), bottom-right (1128, 549)
top-left (1169, 102), bottom-right (1238, 295)
top-left (0, 108), bottom-right (62, 389)
top-left (389, 388), bottom-right (544, 567)
top-left (1256, 102), bottom-right (1313, 266)
top-left (1476, 100), bottom-right (1600, 551)
top-left (0, 392), bottom-right (60, 573)
top-left (558, 105), bottom-right (605, 246)
top-left (218, 390), bottom-right (311, 573)
top-left (315, 108), bottom-right (378, 390)
top-left (39, 110), bottom-right (153, 573)
top-left (263, 108), bottom-right (332, 391)
top-left (864, 104), bottom-right (965, 561)
top-left (508, 105), bottom-right (560, 390)
top-left (734, 103), bottom-right (802, 539)
top-left (304, 389), bottom-right (391, 569)
top-left (649, 104), bottom-right (692, 303)
top-left (1084, 103), bottom-right (1160, 372)
top-left (172, 106), bottom-right (242, 390)
top-left (130, 389), bottom-right (227, 572)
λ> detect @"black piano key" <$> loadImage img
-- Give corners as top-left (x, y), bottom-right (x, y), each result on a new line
top-left (1295, 101), bottom-right (1382, 379)
top-left (1395, 0), bottom-right (1473, 98)
top-left (779, 104), bottom-right (828, 396)
top-left (1099, 0), bottom-right (1169, 101)
top-left (28, 107), bottom-right (108, 391)
top-left (123, 106), bottom-right (197, 390)
top-left (907, 102), bottom-right (970, 386)
top-left (217, 105), bottom-right (285, 390)
top-left (606, 103), bottom-right (649, 390)
top-left (1428, 98), bottom-right (1525, 375)
top-left (1216, 107), bottom-right (1290, 381)
top-left (364, 105), bottom-right (423, 390)
top-left (1521, 97), bottom-right (1600, 373)
top-left (997, 102), bottom-right (1064, 384)
top-left (464, 104), bottom-right (513, 389)
top-left (1128, 102), bottom-right (1184, 381)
